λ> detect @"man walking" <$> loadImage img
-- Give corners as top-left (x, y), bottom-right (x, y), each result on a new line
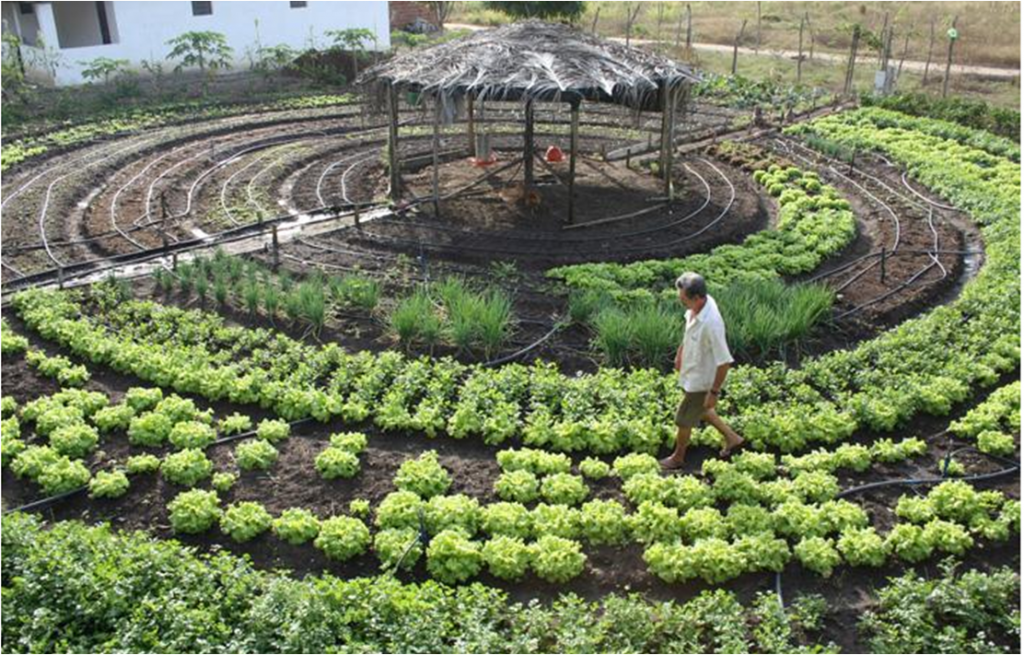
top-left (661, 272), bottom-right (744, 470)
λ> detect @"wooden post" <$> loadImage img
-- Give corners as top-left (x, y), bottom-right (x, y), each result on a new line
top-left (807, 12), bottom-right (814, 60)
top-left (353, 201), bottom-right (361, 228)
top-left (523, 98), bottom-right (535, 193)
top-left (386, 84), bottom-right (401, 201)
top-left (878, 12), bottom-right (889, 68)
top-left (942, 16), bottom-right (959, 98)
top-left (625, 2), bottom-right (642, 47)
top-left (58, 267), bottom-right (64, 290)
top-left (432, 96), bottom-right (442, 216)
top-left (797, 15), bottom-right (806, 84)
top-left (660, 82), bottom-right (678, 201)
top-left (923, 19), bottom-right (936, 84)
top-left (271, 225), bottom-right (279, 270)
top-left (159, 194), bottom-right (170, 250)
top-left (686, 4), bottom-right (693, 52)
top-left (756, 1), bottom-right (762, 53)
top-left (844, 25), bottom-right (861, 95)
top-left (567, 101), bottom-right (580, 225)
top-left (896, 30), bottom-right (911, 84)
top-left (172, 252), bottom-right (178, 271)
top-left (674, 4), bottom-right (684, 48)
top-left (881, 26), bottom-right (894, 95)
top-left (591, 6), bottom-right (601, 35)
top-left (467, 93), bottom-right (476, 157)
top-left (732, 20), bottom-right (748, 75)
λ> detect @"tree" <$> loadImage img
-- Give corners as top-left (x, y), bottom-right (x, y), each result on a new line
top-left (326, 28), bottom-right (375, 81)
top-left (166, 31), bottom-right (234, 93)
top-left (484, 2), bottom-right (586, 22)
top-left (429, 1), bottom-right (454, 31)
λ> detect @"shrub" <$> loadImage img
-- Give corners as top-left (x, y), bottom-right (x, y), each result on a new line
top-left (315, 446), bottom-right (360, 479)
top-left (482, 535), bottom-right (531, 580)
top-left (220, 501), bottom-right (273, 542)
top-left (218, 413), bottom-right (253, 435)
top-left (374, 527), bottom-right (422, 571)
top-left (206, 473), bottom-right (235, 496)
top-left (314, 516), bottom-right (371, 561)
top-left (530, 535), bottom-right (586, 583)
top-left (256, 419), bottom-right (290, 443)
top-left (272, 508), bottom-right (321, 545)
top-left (494, 470), bottom-right (541, 503)
top-left (394, 450), bottom-right (451, 498)
top-left (540, 473), bottom-right (589, 506)
top-left (168, 421), bottom-right (217, 450)
top-left (161, 449), bottom-right (213, 486)
top-left (89, 470), bottom-right (130, 499)
top-left (128, 412), bottom-right (173, 447)
top-left (235, 440), bottom-right (278, 471)
top-left (49, 423), bottom-right (99, 459)
top-left (167, 489), bottom-right (221, 533)
top-left (426, 529), bottom-right (482, 584)
top-left (37, 457), bottom-right (92, 494)
top-left (578, 457), bottom-right (611, 480)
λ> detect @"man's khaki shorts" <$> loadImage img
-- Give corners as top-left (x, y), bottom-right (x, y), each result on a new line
top-left (675, 391), bottom-right (708, 428)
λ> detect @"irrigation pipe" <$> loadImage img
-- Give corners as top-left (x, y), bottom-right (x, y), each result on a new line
top-left (775, 446), bottom-right (1020, 609)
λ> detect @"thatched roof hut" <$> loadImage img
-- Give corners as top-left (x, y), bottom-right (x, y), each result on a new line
top-left (362, 20), bottom-right (699, 109)
top-left (363, 21), bottom-right (698, 220)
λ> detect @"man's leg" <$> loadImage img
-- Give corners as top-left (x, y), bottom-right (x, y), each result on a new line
top-left (703, 409), bottom-right (744, 454)
top-left (660, 425), bottom-right (692, 469)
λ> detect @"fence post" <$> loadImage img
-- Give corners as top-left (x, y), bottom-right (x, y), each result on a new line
top-left (942, 16), bottom-right (959, 98)
top-left (732, 19), bottom-right (748, 75)
top-left (271, 224), bottom-right (279, 270)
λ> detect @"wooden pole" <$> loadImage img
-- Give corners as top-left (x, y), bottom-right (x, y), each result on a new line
top-left (942, 16), bottom-right (959, 98)
top-left (591, 6), bottom-right (601, 35)
top-left (467, 93), bottom-right (476, 158)
top-left (386, 85), bottom-right (401, 201)
top-left (159, 193), bottom-right (170, 250)
top-left (685, 4), bottom-right (692, 52)
top-left (674, 4), bottom-right (684, 48)
top-left (523, 98), bottom-right (535, 193)
top-left (923, 19), bottom-right (936, 85)
top-left (660, 82), bottom-right (678, 200)
top-left (432, 96), bottom-right (441, 216)
top-left (844, 26), bottom-right (861, 95)
top-left (732, 19), bottom-right (748, 75)
top-left (568, 101), bottom-right (579, 225)
top-left (881, 25), bottom-right (894, 95)
top-left (807, 12), bottom-right (814, 60)
top-left (878, 12), bottom-right (889, 68)
top-left (271, 224), bottom-right (279, 270)
top-left (756, 1), bottom-right (762, 53)
top-left (896, 30), bottom-right (911, 84)
top-left (797, 15), bottom-right (806, 84)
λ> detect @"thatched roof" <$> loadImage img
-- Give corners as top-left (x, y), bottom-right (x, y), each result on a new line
top-left (361, 20), bottom-right (699, 110)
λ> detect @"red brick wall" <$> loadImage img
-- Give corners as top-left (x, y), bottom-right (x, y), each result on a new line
top-left (389, 1), bottom-right (438, 31)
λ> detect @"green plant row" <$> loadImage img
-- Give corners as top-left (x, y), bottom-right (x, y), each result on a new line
top-left (949, 381), bottom-right (1021, 457)
top-left (861, 91), bottom-right (1020, 141)
top-left (547, 164), bottom-right (855, 305)
top-left (807, 105), bottom-right (1020, 162)
top-left (9, 115), bottom-right (1020, 454)
top-left (1, 93), bottom-right (355, 171)
top-left (1, 512), bottom-right (834, 653)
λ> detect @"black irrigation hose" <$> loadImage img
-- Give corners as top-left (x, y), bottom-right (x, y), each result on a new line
top-left (775, 446), bottom-right (1021, 609)
top-left (482, 322), bottom-right (564, 367)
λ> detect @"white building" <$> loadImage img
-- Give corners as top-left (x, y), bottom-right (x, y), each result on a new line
top-left (1, 1), bottom-right (390, 86)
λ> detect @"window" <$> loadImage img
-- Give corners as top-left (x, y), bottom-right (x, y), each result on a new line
top-left (19, 2), bottom-right (34, 14)
top-left (191, 1), bottom-right (212, 16)
top-left (290, 1), bottom-right (307, 7)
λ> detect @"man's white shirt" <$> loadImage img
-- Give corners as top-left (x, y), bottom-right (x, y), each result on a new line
top-left (678, 295), bottom-right (734, 393)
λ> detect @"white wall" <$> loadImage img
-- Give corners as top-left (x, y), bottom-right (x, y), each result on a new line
top-left (19, 0), bottom-right (390, 85)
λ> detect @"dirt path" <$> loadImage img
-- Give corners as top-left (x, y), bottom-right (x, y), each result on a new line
top-left (446, 23), bottom-right (1021, 80)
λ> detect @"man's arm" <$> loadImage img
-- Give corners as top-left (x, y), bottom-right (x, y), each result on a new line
top-left (674, 344), bottom-right (684, 371)
top-left (704, 363), bottom-right (731, 410)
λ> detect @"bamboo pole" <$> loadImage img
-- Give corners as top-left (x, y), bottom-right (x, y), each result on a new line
top-left (523, 98), bottom-right (535, 192)
top-left (797, 15), bottom-right (806, 85)
top-left (386, 85), bottom-right (401, 201)
top-left (923, 19), bottom-right (936, 85)
top-left (467, 93), bottom-right (476, 157)
top-left (660, 83), bottom-right (678, 200)
top-left (568, 101), bottom-right (580, 225)
top-left (432, 96), bottom-right (441, 216)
